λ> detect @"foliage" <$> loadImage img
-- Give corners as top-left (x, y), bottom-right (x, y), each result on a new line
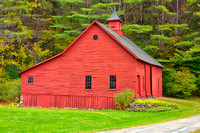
top-left (124, 0), bottom-right (146, 3)
top-left (0, 0), bottom-right (199, 98)
top-left (0, 97), bottom-right (200, 132)
top-left (163, 68), bottom-right (198, 97)
top-left (123, 24), bottom-right (153, 34)
top-left (151, 5), bottom-right (176, 15)
top-left (114, 88), bottom-right (135, 110)
top-left (0, 79), bottom-right (21, 102)
top-left (151, 35), bottom-right (174, 41)
top-left (92, 3), bottom-right (119, 9)
top-left (54, 0), bottom-right (84, 4)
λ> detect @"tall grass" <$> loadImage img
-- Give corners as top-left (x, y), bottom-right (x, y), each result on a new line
top-left (0, 79), bottom-right (21, 102)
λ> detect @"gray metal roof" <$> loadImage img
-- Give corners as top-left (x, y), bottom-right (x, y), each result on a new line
top-left (97, 21), bottom-right (164, 68)
top-left (107, 10), bottom-right (122, 22)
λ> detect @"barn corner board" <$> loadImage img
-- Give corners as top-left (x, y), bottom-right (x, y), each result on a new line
top-left (18, 11), bottom-right (163, 109)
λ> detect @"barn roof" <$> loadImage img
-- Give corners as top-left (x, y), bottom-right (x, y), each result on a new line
top-left (97, 22), bottom-right (164, 68)
top-left (18, 21), bottom-right (163, 75)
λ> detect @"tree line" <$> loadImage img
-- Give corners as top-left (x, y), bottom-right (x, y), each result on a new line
top-left (0, 0), bottom-right (199, 97)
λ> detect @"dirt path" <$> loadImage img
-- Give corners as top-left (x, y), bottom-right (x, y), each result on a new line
top-left (100, 114), bottom-right (200, 133)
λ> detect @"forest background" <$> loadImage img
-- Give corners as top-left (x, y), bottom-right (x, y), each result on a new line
top-left (0, 0), bottom-right (199, 101)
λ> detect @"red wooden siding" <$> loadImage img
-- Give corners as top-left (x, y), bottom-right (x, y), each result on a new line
top-left (21, 23), bottom-right (138, 109)
top-left (135, 60), bottom-right (162, 98)
top-left (145, 64), bottom-right (151, 97)
top-left (151, 66), bottom-right (162, 97)
top-left (136, 60), bottom-right (146, 98)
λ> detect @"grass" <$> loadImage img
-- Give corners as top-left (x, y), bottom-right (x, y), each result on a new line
top-left (0, 97), bottom-right (200, 133)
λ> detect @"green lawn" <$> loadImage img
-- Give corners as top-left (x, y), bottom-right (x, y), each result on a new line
top-left (0, 97), bottom-right (200, 133)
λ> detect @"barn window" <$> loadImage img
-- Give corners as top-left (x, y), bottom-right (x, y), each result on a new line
top-left (85, 76), bottom-right (92, 89)
top-left (28, 77), bottom-right (33, 83)
top-left (93, 35), bottom-right (98, 40)
top-left (110, 75), bottom-right (116, 89)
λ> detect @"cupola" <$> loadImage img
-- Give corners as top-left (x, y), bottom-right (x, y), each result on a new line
top-left (106, 10), bottom-right (123, 36)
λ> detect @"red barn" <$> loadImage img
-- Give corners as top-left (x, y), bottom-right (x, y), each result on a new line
top-left (18, 11), bottom-right (164, 109)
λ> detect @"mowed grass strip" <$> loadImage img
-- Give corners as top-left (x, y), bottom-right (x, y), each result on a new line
top-left (0, 97), bottom-right (200, 133)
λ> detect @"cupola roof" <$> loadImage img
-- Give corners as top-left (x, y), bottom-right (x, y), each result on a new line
top-left (106, 10), bottom-right (123, 23)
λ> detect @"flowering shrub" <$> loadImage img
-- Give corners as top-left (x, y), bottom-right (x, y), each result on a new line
top-left (114, 88), bottom-right (135, 110)
top-left (132, 99), bottom-right (178, 112)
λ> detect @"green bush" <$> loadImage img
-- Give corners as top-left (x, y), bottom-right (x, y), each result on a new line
top-left (163, 68), bottom-right (198, 98)
top-left (133, 99), bottom-right (178, 112)
top-left (0, 79), bottom-right (21, 102)
top-left (114, 88), bottom-right (135, 110)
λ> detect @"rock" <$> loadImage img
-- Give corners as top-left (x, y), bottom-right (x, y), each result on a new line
top-left (130, 103), bottom-right (149, 111)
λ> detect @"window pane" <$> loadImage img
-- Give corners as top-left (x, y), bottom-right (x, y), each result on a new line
top-left (110, 75), bottom-right (116, 82)
top-left (86, 76), bottom-right (91, 82)
top-left (89, 83), bottom-right (91, 89)
top-left (28, 77), bottom-right (33, 83)
top-left (85, 83), bottom-right (88, 89)
top-left (110, 75), bottom-right (116, 89)
top-left (86, 76), bottom-right (88, 82)
top-left (113, 83), bottom-right (116, 89)
top-left (110, 83), bottom-right (112, 89)
top-left (85, 76), bottom-right (92, 89)
top-left (113, 76), bottom-right (116, 82)
top-left (86, 83), bottom-right (91, 89)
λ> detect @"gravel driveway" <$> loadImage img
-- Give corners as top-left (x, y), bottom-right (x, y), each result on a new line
top-left (99, 114), bottom-right (200, 133)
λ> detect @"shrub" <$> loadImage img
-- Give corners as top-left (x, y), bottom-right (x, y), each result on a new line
top-left (132, 99), bottom-right (178, 112)
top-left (163, 68), bottom-right (198, 98)
top-left (114, 88), bottom-right (135, 110)
top-left (134, 99), bottom-right (178, 108)
top-left (0, 79), bottom-right (21, 102)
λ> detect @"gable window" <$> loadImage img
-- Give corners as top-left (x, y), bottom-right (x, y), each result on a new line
top-left (85, 76), bottom-right (92, 89)
top-left (93, 35), bottom-right (98, 40)
top-left (28, 77), bottom-right (33, 83)
top-left (110, 75), bottom-right (116, 89)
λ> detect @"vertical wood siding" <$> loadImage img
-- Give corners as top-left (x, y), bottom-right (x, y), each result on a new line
top-left (23, 95), bottom-right (116, 109)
